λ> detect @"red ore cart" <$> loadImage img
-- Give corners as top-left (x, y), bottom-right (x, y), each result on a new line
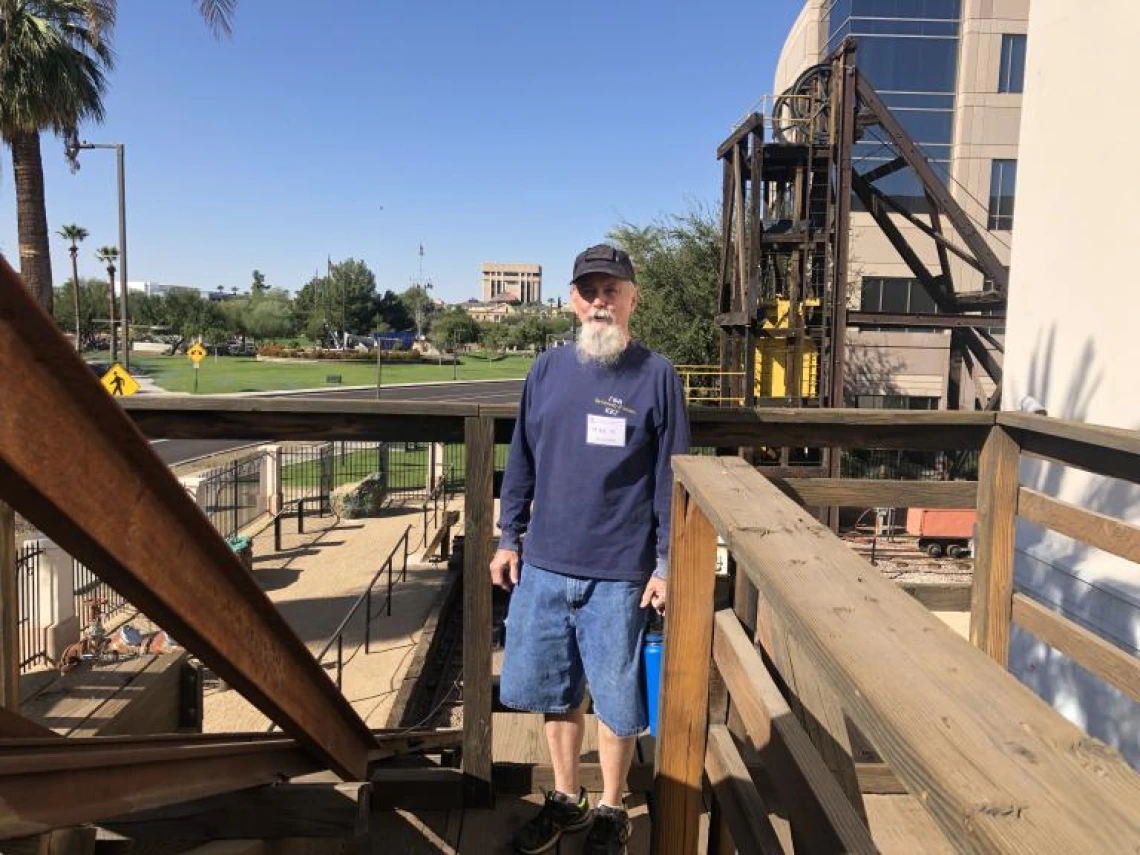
top-left (905, 508), bottom-right (976, 558)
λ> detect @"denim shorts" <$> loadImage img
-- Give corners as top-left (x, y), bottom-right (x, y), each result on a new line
top-left (499, 562), bottom-right (648, 738)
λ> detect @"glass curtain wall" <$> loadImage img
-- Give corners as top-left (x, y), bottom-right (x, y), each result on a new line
top-left (825, 0), bottom-right (961, 213)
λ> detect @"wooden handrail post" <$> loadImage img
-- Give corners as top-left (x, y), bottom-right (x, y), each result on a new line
top-left (970, 424), bottom-right (1021, 665)
top-left (0, 500), bottom-right (17, 710)
top-left (462, 415), bottom-right (494, 806)
top-left (653, 481), bottom-right (718, 855)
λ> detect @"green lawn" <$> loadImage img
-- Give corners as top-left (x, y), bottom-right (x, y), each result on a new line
top-left (120, 353), bottom-right (533, 394)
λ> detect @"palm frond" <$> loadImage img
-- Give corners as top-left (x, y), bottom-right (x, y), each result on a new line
top-left (196, 0), bottom-right (235, 38)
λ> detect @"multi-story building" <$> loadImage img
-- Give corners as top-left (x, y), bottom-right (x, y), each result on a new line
top-left (480, 263), bottom-right (542, 304)
top-left (776, 0), bottom-right (1028, 409)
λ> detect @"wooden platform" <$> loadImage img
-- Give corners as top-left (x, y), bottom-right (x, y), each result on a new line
top-left (19, 651), bottom-right (191, 736)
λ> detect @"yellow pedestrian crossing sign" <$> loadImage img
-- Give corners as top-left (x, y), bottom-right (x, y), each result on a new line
top-left (187, 342), bottom-right (207, 364)
top-left (101, 363), bottom-right (139, 397)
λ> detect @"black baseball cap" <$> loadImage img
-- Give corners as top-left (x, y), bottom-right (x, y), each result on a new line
top-left (571, 243), bottom-right (636, 284)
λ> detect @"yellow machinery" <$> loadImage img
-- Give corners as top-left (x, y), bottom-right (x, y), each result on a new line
top-left (754, 298), bottom-right (820, 400)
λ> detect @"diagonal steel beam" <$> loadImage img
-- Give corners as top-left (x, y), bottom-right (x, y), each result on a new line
top-left (0, 260), bottom-right (377, 779)
top-left (856, 73), bottom-right (1009, 293)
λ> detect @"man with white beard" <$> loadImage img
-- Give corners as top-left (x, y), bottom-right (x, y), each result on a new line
top-left (491, 244), bottom-right (690, 855)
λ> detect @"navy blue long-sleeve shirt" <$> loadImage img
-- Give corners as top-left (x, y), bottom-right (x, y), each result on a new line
top-left (497, 342), bottom-right (690, 582)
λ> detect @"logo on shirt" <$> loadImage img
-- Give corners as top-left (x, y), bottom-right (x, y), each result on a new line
top-left (595, 396), bottom-right (637, 417)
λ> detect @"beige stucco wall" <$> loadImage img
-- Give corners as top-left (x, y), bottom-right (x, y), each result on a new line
top-left (774, 0), bottom-right (826, 94)
top-left (1001, 0), bottom-right (1140, 768)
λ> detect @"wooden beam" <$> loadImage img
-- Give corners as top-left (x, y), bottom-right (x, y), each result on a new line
top-left (0, 501), bottom-right (17, 710)
top-left (714, 611), bottom-right (876, 852)
top-left (712, 612), bottom-right (772, 749)
top-left (1011, 593), bottom-right (1140, 705)
top-left (461, 416), bottom-right (494, 807)
top-left (970, 426), bottom-right (1021, 665)
top-left (652, 484), bottom-right (718, 855)
top-left (1018, 487), bottom-right (1140, 565)
top-left (674, 455), bottom-right (1140, 853)
top-left (998, 412), bottom-right (1140, 485)
top-left (492, 762), bottom-right (654, 795)
top-left (717, 113), bottom-right (764, 160)
top-left (0, 264), bottom-right (376, 780)
top-left (770, 478), bottom-right (977, 509)
top-left (122, 398), bottom-right (474, 443)
top-left (704, 726), bottom-right (785, 855)
top-left (897, 583), bottom-right (971, 613)
top-left (689, 408), bottom-right (994, 451)
top-left (101, 783), bottom-right (371, 845)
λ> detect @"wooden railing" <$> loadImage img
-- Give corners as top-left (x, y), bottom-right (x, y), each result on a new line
top-left (654, 445), bottom-right (1140, 854)
top-left (9, 342), bottom-right (1139, 842)
top-left (971, 413), bottom-right (1140, 703)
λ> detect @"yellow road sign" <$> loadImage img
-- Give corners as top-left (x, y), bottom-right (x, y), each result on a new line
top-left (187, 343), bottom-right (207, 364)
top-left (101, 363), bottom-right (139, 397)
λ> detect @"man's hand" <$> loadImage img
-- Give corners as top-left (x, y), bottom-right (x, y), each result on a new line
top-left (490, 548), bottom-right (520, 591)
top-left (640, 575), bottom-right (668, 614)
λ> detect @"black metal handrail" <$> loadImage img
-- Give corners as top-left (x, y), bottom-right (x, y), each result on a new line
top-left (16, 544), bottom-right (45, 671)
top-left (420, 467), bottom-right (451, 549)
top-left (314, 523), bottom-right (413, 691)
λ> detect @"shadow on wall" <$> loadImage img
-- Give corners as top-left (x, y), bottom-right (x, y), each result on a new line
top-left (842, 342), bottom-right (904, 404)
top-left (1008, 326), bottom-right (1140, 768)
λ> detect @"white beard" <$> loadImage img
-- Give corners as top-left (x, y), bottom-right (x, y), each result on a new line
top-left (576, 312), bottom-right (629, 367)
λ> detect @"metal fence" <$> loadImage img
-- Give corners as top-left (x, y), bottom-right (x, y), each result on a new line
top-left (199, 454), bottom-right (266, 540)
top-left (16, 543), bottom-right (45, 671)
top-left (281, 443), bottom-right (333, 508)
top-left (72, 559), bottom-right (130, 626)
top-left (840, 449), bottom-right (980, 481)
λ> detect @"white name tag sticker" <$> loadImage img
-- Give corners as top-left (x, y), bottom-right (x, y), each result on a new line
top-left (587, 414), bottom-right (626, 447)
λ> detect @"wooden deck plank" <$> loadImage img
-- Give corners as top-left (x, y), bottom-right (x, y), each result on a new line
top-left (864, 794), bottom-right (954, 854)
top-left (369, 809), bottom-right (459, 854)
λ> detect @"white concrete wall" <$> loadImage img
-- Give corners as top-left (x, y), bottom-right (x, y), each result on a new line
top-left (1001, 0), bottom-right (1140, 768)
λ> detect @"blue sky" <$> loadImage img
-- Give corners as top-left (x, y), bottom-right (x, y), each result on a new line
top-left (2, 0), bottom-right (802, 304)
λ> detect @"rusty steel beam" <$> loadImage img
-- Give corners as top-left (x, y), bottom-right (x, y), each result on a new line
top-left (0, 725), bottom-right (458, 839)
top-left (0, 736), bottom-right (317, 839)
top-left (0, 708), bottom-right (59, 739)
top-left (0, 261), bottom-right (377, 779)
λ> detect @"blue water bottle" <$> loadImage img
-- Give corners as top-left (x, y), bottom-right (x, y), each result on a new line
top-left (642, 613), bottom-right (665, 737)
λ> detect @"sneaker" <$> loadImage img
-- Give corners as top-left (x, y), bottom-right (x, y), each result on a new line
top-left (583, 803), bottom-right (631, 855)
top-left (512, 787), bottom-right (593, 854)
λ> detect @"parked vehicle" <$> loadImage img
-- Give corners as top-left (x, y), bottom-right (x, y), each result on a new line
top-left (905, 508), bottom-right (976, 558)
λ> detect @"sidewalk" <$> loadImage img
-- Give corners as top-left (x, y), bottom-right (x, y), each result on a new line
top-left (202, 504), bottom-right (458, 733)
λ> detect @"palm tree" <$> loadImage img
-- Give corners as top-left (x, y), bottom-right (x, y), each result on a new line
top-left (95, 244), bottom-right (118, 361)
top-left (58, 222), bottom-right (88, 348)
top-left (0, 1), bottom-right (114, 313)
top-left (0, 1), bottom-right (237, 314)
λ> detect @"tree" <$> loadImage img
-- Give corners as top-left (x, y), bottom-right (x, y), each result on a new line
top-left (0, 1), bottom-right (236, 314)
top-left (57, 222), bottom-right (88, 347)
top-left (53, 275), bottom-right (104, 347)
top-left (245, 289), bottom-right (295, 341)
top-left (250, 268), bottom-right (267, 296)
top-left (429, 307), bottom-right (479, 352)
top-left (400, 283), bottom-right (435, 339)
top-left (94, 244), bottom-right (118, 357)
top-left (610, 208), bottom-right (721, 366)
top-left (376, 289), bottom-right (413, 332)
top-left (0, 1), bottom-right (114, 312)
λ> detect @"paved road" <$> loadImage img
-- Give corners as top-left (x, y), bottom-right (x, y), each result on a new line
top-left (150, 380), bottom-right (524, 465)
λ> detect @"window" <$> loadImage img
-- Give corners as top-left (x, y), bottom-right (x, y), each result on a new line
top-left (860, 277), bottom-right (940, 314)
top-left (856, 395), bottom-right (939, 410)
top-left (988, 159), bottom-right (1017, 230)
top-left (998, 34), bottom-right (1027, 93)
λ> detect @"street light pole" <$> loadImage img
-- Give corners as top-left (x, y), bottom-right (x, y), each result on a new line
top-left (68, 139), bottom-right (128, 370)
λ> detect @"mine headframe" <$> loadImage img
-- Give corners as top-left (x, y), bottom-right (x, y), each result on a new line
top-left (716, 39), bottom-right (1009, 412)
